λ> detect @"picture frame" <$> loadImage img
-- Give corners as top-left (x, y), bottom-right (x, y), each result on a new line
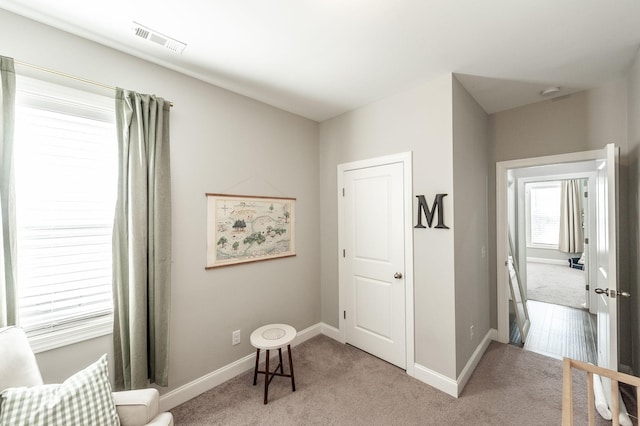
top-left (206, 193), bottom-right (296, 268)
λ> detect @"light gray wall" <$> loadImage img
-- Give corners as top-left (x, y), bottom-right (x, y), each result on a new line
top-left (626, 49), bottom-right (640, 375)
top-left (488, 80), bottom-right (632, 368)
top-left (452, 77), bottom-right (490, 376)
top-left (319, 74), bottom-right (458, 379)
top-left (0, 9), bottom-right (321, 393)
top-left (491, 92), bottom-right (590, 162)
top-left (488, 92), bottom-right (589, 329)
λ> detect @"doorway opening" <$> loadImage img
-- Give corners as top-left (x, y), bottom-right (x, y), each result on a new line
top-left (498, 145), bottom-right (628, 423)
top-left (497, 151), bottom-right (602, 364)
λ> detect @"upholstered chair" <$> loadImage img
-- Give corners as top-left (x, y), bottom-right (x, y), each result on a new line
top-left (0, 326), bottom-right (173, 426)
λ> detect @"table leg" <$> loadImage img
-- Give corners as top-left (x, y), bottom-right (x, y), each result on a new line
top-left (287, 344), bottom-right (296, 392)
top-left (253, 348), bottom-right (260, 386)
top-left (278, 348), bottom-right (284, 374)
top-left (264, 349), bottom-right (270, 404)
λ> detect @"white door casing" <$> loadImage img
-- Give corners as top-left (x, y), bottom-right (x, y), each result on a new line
top-left (495, 147), bottom-right (615, 345)
top-left (338, 152), bottom-right (414, 374)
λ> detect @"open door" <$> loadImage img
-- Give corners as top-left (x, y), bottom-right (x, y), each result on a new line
top-left (595, 143), bottom-right (618, 372)
top-left (594, 143), bottom-right (629, 411)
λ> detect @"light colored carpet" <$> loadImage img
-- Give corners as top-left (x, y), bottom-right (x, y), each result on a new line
top-left (170, 335), bottom-right (605, 425)
top-left (527, 262), bottom-right (585, 309)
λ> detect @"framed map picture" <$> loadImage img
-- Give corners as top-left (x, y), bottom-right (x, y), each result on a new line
top-left (206, 193), bottom-right (296, 268)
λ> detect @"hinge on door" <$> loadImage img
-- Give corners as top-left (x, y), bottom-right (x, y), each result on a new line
top-left (584, 191), bottom-right (588, 197)
top-left (343, 249), bottom-right (346, 258)
top-left (585, 237), bottom-right (589, 244)
top-left (343, 311), bottom-right (346, 319)
top-left (586, 284), bottom-right (590, 291)
top-left (342, 188), bottom-right (345, 197)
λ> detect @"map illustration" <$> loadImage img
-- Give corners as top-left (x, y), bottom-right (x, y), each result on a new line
top-left (206, 194), bottom-right (295, 268)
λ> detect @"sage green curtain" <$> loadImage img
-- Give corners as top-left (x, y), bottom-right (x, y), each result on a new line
top-left (113, 88), bottom-right (172, 390)
top-left (0, 56), bottom-right (17, 328)
top-left (559, 179), bottom-right (584, 253)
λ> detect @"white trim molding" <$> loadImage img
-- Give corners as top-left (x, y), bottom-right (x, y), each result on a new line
top-left (159, 323), bottom-right (497, 411)
top-left (28, 315), bottom-right (113, 354)
top-left (455, 329), bottom-right (494, 395)
top-left (159, 322), bottom-right (326, 411)
top-left (413, 328), bottom-right (494, 398)
top-left (496, 149), bottom-right (601, 344)
top-left (526, 257), bottom-right (569, 266)
top-left (413, 364), bottom-right (458, 398)
top-left (320, 323), bottom-right (341, 341)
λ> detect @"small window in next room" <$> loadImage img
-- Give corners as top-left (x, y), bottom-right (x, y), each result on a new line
top-left (14, 76), bottom-right (117, 352)
top-left (525, 181), bottom-right (561, 249)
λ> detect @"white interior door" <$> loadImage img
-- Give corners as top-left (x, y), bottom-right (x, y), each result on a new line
top-left (342, 162), bottom-right (406, 368)
top-left (594, 143), bottom-right (619, 383)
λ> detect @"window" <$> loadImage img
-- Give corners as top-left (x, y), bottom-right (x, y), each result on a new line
top-left (14, 76), bottom-right (117, 352)
top-left (526, 181), bottom-right (561, 248)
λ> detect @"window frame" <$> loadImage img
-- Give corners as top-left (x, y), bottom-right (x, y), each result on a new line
top-left (525, 181), bottom-right (562, 250)
top-left (14, 75), bottom-right (116, 353)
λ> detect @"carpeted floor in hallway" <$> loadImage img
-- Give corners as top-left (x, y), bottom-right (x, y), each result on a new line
top-left (170, 335), bottom-right (606, 425)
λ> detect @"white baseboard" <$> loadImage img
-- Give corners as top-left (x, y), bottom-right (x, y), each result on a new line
top-left (527, 257), bottom-right (569, 266)
top-left (160, 323), bottom-right (495, 409)
top-left (413, 328), bottom-right (494, 398)
top-left (489, 328), bottom-right (498, 341)
top-left (456, 329), bottom-right (493, 395)
top-left (320, 323), bottom-right (340, 341)
top-left (413, 363), bottom-right (458, 397)
top-left (159, 322), bottom-right (326, 411)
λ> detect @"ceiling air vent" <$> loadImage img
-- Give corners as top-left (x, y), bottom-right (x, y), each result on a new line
top-left (132, 22), bottom-right (186, 54)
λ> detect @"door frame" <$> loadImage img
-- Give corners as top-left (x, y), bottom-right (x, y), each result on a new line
top-left (496, 149), bottom-right (602, 343)
top-left (337, 151), bottom-right (415, 377)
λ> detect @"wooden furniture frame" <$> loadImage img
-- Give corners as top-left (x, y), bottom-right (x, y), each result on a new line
top-left (562, 357), bottom-right (640, 425)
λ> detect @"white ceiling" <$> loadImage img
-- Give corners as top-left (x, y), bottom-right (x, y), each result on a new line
top-left (1, 0), bottom-right (639, 121)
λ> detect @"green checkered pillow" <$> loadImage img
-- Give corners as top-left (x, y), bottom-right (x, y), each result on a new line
top-left (0, 354), bottom-right (119, 426)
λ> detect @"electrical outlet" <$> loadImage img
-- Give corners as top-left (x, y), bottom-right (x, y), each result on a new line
top-left (470, 325), bottom-right (474, 340)
top-left (232, 330), bottom-right (241, 346)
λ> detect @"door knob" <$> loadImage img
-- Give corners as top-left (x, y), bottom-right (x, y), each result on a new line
top-left (394, 272), bottom-right (403, 279)
top-left (594, 288), bottom-right (631, 298)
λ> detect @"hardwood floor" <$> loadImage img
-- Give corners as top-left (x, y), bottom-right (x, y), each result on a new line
top-left (510, 300), bottom-right (597, 363)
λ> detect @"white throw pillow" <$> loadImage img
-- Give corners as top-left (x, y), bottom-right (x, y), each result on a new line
top-left (0, 354), bottom-right (119, 426)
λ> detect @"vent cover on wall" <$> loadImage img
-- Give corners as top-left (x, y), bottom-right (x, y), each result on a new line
top-left (132, 22), bottom-right (187, 54)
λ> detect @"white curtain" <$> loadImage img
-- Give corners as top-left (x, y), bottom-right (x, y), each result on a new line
top-left (558, 179), bottom-right (584, 253)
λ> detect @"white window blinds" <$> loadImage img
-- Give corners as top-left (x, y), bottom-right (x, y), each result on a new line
top-left (14, 77), bottom-right (117, 342)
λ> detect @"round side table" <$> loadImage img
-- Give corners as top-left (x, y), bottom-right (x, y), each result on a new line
top-left (250, 324), bottom-right (297, 404)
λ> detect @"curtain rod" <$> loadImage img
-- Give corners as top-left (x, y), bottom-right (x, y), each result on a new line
top-left (14, 59), bottom-right (173, 107)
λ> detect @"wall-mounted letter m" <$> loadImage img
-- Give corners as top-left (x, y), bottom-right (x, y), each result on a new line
top-left (415, 194), bottom-right (449, 229)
